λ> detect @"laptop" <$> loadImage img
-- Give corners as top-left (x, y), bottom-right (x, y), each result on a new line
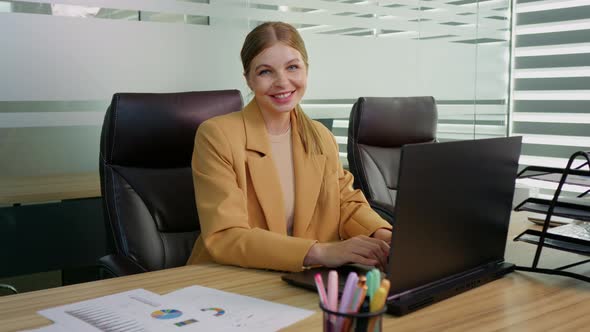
top-left (282, 136), bottom-right (523, 315)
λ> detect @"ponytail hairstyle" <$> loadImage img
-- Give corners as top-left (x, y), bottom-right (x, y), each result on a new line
top-left (240, 22), bottom-right (324, 156)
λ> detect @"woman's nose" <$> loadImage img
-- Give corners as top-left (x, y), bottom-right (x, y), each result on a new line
top-left (273, 71), bottom-right (289, 87)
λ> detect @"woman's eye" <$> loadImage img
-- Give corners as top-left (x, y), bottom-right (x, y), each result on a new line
top-left (287, 65), bottom-right (299, 71)
top-left (258, 69), bottom-right (270, 76)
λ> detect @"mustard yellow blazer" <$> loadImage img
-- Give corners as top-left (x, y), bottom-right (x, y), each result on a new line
top-left (186, 100), bottom-right (391, 272)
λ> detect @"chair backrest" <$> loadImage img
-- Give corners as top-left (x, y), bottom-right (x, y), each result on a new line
top-left (99, 90), bottom-right (243, 271)
top-left (347, 97), bottom-right (437, 219)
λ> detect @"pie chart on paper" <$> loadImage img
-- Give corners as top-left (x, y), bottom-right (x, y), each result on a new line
top-left (151, 309), bottom-right (183, 320)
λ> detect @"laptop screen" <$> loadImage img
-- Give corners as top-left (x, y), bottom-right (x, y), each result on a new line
top-left (387, 136), bottom-right (522, 295)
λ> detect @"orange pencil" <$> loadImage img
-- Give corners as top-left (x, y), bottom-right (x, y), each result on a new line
top-left (381, 279), bottom-right (390, 295)
top-left (358, 276), bottom-right (367, 287)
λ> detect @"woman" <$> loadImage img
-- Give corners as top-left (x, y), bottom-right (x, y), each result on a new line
top-left (186, 22), bottom-right (392, 272)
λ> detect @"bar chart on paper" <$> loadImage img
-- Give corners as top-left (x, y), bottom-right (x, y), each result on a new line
top-left (38, 289), bottom-right (190, 332)
top-left (65, 306), bottom-right (146, 332)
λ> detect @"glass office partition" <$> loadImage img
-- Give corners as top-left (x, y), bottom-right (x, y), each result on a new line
top-left (0, 0), bottom-right (512, 201)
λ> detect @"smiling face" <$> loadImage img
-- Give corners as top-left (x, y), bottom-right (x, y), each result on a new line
top-left (245, 43), bottom-right (308, 117)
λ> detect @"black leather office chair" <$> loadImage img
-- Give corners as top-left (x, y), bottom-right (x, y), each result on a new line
top-left (347, 97), bottom-right (438, 224)
top-left (98, 90), bottom-right (243, 277)
top-left (0, 284), bottom-right (18, 296)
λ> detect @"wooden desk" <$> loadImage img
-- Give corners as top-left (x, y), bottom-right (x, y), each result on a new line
top-left (1, 212), bottom-right (589, 331)
top-left (0, 173), bottom-right (100, 205)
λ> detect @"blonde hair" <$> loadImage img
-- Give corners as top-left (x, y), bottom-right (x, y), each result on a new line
top-left (241, 22), bottom-right (324, 156)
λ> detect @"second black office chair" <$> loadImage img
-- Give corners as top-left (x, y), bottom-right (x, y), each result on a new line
top-left (98, 90), bottom-right (243, 277)
top-left (347, 97), bottom-right (438, 224)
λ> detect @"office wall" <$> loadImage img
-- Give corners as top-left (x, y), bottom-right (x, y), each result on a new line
top-left (0, 0), bottom-right (511, 190)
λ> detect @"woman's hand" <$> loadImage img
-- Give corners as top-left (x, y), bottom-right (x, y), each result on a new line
top-left (371, 228), bottom-right (392, 245)
top-left (303, 235), bottom-right (389, 270)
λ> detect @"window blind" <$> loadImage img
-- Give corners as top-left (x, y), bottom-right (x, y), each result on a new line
top-left (512, 0), bottom-right (590, 195)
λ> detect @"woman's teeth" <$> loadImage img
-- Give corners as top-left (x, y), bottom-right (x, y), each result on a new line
top-left (274, 92), bottom-right (292, 99)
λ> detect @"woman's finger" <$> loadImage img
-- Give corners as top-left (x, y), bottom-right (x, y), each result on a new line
top-left (351, 236), bottom-right (389, 260)
top-left (347, 240), bottom-right (387, 269)
top-left (348, 253), bottom-right (379, 267)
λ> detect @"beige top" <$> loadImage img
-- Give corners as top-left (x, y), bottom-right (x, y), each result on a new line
top-left (268, 126), bottom-right (295, 236)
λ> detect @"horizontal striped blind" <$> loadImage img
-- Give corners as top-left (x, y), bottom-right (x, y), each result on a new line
top-left (512, 0), bottom-right (590, 194)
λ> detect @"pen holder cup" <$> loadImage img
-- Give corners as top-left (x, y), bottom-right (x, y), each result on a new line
top-left (319, 302), bottom-right (387, 332)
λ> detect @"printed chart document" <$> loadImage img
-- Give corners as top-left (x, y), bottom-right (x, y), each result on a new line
top-left (36, 286), bottom-right (314, 332)
top-left (162, 285), bottom-right (314, 331)
top-left (38, 289), bottom-right (169, 332)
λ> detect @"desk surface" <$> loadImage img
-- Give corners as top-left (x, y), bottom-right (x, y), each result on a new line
top-left (1, 212), bottom-right (589, 331)
top-left (0, 173), bottom-right (100, 205)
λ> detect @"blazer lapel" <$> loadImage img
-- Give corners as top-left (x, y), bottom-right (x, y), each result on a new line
top-left (244, 100), bottom-right (287, 235)
top-left (291, 111), bottom-right (326, 237)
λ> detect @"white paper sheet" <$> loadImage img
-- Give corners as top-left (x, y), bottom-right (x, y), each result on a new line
top-left (39, 289), bottom-right (167, 332)
top-left (161, 285), bottom-right (315, 331)
top-left (37, 286), bottom-right (314, 332)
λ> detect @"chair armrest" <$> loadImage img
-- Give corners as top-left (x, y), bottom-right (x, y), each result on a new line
top-left (0, 284), bottom-right (18, 295)
top-left (368, 200), bottom-right (395, 225)
top-left (98, 254), bottom-right (148, 278)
